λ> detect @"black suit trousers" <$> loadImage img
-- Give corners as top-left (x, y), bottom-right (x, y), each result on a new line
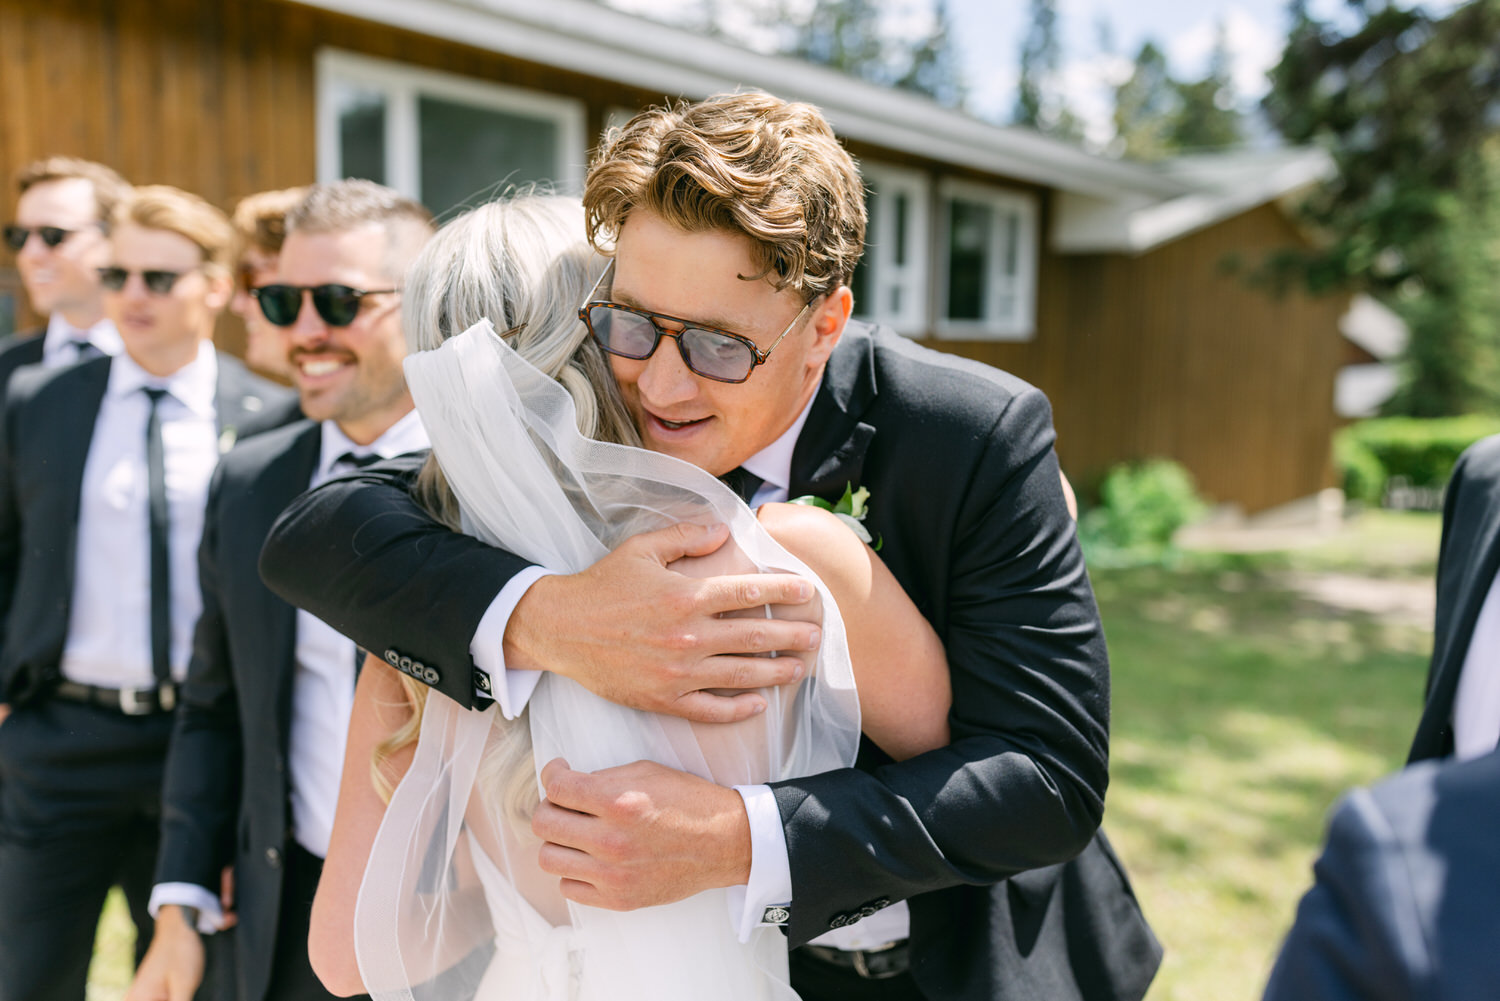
top-left (0, 699), bottom-right (230, 1001)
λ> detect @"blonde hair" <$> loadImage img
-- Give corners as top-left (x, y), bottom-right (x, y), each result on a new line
top-left (584, 91), bottom-right (867, 298)
top-left (113, 185), bottom-right (236, 275)
top-left (17, 157), bottom-right (130, 226)
top-left (373, 193), bottom-right (639, 811)
top-left (231, 186), bottom-right (309, 265)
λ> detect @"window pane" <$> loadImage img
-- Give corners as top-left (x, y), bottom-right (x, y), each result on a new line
top-left (1002, 211), bottom-right (1019, 276)
top-left (893, 192), bottom-right (908, 267)
top-left (947, 198), bottom-right (990, 321)
top-left (334, 83), bottom-right (387, 184)
top-left (849, 189), bottom-right (874, 318)
top-left (419, 96), bottom-right (560, 216)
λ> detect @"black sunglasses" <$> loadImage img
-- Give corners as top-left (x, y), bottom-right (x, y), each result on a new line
top-left (98, 266), bottom-right (189, 294)
top-left (577, 260), bottom-right (811, 384)
top-left (252, 284), bottom-right (398, 328)
top-left (4, 225), bottom-right (88, 252)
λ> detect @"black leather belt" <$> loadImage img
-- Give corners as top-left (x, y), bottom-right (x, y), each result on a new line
top-left (53, 680), bottom-right (177, 715)
top-left (800, 941), bottom-right (910, 979)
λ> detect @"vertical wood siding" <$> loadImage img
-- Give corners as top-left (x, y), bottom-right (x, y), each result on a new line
top-left (0, 0), bottom-right (1344, 509)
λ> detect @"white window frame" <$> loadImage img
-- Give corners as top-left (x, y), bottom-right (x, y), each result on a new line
top-left (854, 163), bottom-right (930, 336)
top-left (934, 179), bottom-right (1038, 341)
top-left (315, 49), bottom-right (588, 201)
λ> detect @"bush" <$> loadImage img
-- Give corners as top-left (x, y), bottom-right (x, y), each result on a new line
top-left (1078, 460), bottom-right (1205, 566)
top-left (1335, 415), bottom-right (1500, 505)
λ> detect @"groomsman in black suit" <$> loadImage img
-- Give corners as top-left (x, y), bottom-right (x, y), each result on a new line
top-left (0, 185), bottom-right (295, 1001)
top-left (262, 93), bottom-right (1159, 1001)
top-left (127, 180), bottom-right (433, 1001)
top-left (0, 158), bottom-right (130, 393)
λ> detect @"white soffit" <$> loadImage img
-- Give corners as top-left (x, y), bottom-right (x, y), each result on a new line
top-left (287, 0), bottom-right (1186, 202)
top-left (1053, 148), bottom-right (1336, 255)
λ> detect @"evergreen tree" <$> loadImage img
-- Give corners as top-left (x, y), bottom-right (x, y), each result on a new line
top-left (1168, 21), bottom-right (1242, 152)
top-left (790, 0), bottom-right (890, 84)
top-left (1013, 0), bottom-right (1082, 139)
top-left (1264, 0), bottom-right (1500, 415)
top-left (1113, 41), bottom-right (1176, 161)
top-left (895, 0), bottom-right (966, 108)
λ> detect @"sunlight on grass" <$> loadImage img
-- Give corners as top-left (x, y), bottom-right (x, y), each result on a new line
top-left (88, 888), bottom-right (133, 1001)
top-left (1103, 510), bottom-right (1440, 1001)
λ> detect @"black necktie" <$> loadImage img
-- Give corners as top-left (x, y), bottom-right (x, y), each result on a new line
top-left (723, 467), bottom-right (764, 504)
top-left (144, 388), bottom-right (172, 687)
top-left (336, 451), bottom-right (383, 471)
top-left (69, 339), bottom-right (102, 361)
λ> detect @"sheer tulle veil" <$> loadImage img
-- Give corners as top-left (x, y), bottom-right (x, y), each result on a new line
top-left (352, 318), bottom-right (861, 1000)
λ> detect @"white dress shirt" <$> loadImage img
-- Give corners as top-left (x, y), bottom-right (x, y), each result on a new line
top-left (60, 343), bottom-right (219, 690)
top-left (151, 408), bottom-right (430, 931)
top-left (469, 394), bottom-right (911, 949)
top-left (41, 313), bottom-right (123, 367)
top-left (289, 411), bottom-right (430, 859)
top-left (1452, 567), bottom-right (1500, 760)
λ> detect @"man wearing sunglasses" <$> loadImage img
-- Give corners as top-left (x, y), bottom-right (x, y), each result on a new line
top-left (264, 92), bottom-right (1158, 1001)
top-left (0, 185), bottom-right (295, 1001)
top-left (0, 158), bottom-right (130, 399)
top-left (130, 179), bottom-right (432, 1001)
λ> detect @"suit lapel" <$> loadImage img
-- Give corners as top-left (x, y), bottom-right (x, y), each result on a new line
top-left (55, 359), bottom-right (113, 530)
top-left (1415, 503), bottom-right (1500, 757)
top-left (263, 424), bottom-right (324, 745)
top-left (789, 328), bottom-right (878, 499)
top-left (213, 355), bottom-right (265, 453)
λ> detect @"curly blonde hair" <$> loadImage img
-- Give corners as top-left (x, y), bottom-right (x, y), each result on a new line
top-left (584, 91), bottom-right (867, 298)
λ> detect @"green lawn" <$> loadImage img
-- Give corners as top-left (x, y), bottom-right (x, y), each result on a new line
top-left (89, 511), bottom-right (1442, 1001)
top-left (1102, 511), bottom-right (1440, 1001)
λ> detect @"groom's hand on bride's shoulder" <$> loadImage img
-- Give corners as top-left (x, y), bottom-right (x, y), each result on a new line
top-left (533, 757), bottom-right (752, 910)
top-left (505, 522), bottom-right (822, 724)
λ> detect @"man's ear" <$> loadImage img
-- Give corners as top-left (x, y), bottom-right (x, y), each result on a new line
top-left (204, 270), bottom-right (235, 314)
top-left (805, 285), bottom-right (852, 369)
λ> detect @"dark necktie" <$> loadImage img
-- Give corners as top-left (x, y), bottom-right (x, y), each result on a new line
top-left (723, 467), bottom-right (764, 504)
top-left (336, 451), bottom-right (383, 471)
top-left (143, 388), bottom-right (172, 687)
top-left (69, 339), bottom-right (102, 361)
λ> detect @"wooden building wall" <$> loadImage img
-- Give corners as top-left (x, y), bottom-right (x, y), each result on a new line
top-left (0, 0), bottom-right (1346, 510)
top-left (938, 202), bottom-right (1348, 512)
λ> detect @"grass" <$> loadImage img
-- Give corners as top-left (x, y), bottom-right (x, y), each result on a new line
top-left (1102, 510), bottom-right (1440, 1001)
top-left (88, 510), bottom-right (1442, 1001)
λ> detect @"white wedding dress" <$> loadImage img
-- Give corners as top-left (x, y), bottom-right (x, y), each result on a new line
top-left (353, 321), bottom-right (861, 1001)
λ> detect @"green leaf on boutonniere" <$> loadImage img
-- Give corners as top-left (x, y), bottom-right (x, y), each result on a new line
top-left (788, 482), bottom-right (881, 550)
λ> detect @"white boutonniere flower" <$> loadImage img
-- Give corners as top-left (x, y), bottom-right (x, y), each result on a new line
top-left (788, 483), bottom-right (881, 550)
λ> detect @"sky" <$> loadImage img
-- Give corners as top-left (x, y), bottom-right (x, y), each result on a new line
top-left (605, 0), bottom-right (1466, 148)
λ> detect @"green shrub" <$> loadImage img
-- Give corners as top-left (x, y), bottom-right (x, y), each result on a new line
top-left (1335, 415), bottom-right (1500, 504)
top-left (1078, 460), bottom-right (1206, 566)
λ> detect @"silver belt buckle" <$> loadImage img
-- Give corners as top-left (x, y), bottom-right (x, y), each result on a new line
top-left (118, 686), bottom-right (154, 715)
top-left (851, 941), bottom-right (903, 980)
top-left (158, 683), bottom-right (177, 712)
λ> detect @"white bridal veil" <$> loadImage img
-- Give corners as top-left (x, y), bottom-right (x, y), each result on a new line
top-left (353, 321), bottom-right (861, 1001)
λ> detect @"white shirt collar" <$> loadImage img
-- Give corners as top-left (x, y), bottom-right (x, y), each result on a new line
top-left (738, 393), bottom-right (818, 496)
top-left (316, 407), bottom-right (430, 481)
top-left (43, 313), bottom-right (123, 361)
top-left (106, 340), bottom-right (219, 419)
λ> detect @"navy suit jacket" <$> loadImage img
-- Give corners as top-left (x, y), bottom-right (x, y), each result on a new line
top-left (1263, 749), bottom-right (1500, 1001)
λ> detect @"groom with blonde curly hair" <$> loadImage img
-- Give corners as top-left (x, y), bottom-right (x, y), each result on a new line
top-left (265, 90), bottom-right (1159, 1001)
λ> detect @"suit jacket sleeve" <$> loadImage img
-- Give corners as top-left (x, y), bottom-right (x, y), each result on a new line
top-left (1262, 788), bottom-right (1423, 1001)
top-left (156, 464), bottom-right (242, 890)
top-left (770, 387), bottom-right (1111, 945)
top-left (258, 458), bottom-right (534, 709)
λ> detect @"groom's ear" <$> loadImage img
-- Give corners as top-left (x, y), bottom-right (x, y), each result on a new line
top-left (804, 285), bottom-right (851, 370)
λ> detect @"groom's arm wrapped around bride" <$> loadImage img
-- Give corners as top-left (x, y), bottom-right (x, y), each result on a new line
top-left (262, 320), bottom-right (1158, 1000)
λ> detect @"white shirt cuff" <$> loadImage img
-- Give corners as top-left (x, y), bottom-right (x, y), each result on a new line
top-left (469, 566), bottom-right (557, 719)
top-left (727, 784), bottom-right (793, 944)
top-left (148, 882), bottom-right (227, 934)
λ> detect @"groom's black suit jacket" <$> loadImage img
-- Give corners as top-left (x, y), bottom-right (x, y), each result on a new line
top-left (1409, 434), bottom-right (1500, 763)
top-left (260, 322), bottom-right (1161, 1001)
top-left (0, 353), bottom-right (297, 706)
top-left (156, 419), bottom-right (324, 1001)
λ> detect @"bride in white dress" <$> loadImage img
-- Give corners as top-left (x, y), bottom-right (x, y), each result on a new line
top-left (309, 195), bottom-right (951, 1001)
